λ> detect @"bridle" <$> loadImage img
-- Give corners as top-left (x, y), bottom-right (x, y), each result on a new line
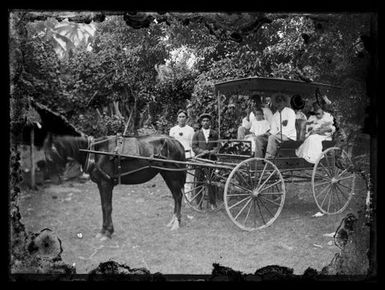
top-left (83, 135), bottom-right (95, 173)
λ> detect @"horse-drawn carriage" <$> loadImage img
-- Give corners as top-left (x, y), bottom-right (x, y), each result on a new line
top-left (46, 77), bottom-right (356, 239)
top-left (181, 77), bottom-right (355, 231)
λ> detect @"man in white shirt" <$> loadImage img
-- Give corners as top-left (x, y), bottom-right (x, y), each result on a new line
top-left (255, 94), bottom-right (297, 159)
top-left (169, 110), bottom-right (195, 159)
top-left (237, 95), bottom-right (273, 139)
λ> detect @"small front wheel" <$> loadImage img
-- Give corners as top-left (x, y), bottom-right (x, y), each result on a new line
top-left (224, 158), bottom-right (286, 231)
top-left (184, 166), bottom-right (226, 213)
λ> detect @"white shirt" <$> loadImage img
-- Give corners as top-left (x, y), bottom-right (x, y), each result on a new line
top-left (202, 128), bottom-right (210, 143)
top-left (250, 119), bottom-right (270, 136)
top-left (242, 107), bottom-right (274, 129)
top-left (270, 107), bottom-right (297, 140)
top-left (169, 125), bottom-right (195, 152)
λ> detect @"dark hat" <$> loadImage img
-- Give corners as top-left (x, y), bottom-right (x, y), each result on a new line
top-left (290, 94), bottom-right (306, 110)
top-left (198, 113), bottom-right (212, 121)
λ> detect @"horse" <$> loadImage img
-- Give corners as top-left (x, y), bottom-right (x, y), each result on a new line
top-left (43, 134), bottom-right (186, 241)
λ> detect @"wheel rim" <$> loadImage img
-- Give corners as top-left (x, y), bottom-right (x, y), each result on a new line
top-left (184, 166), bottom-right (225, 213)
top-left (224, 158), bottom-right (285, 231)
top-left (312, 147), bottom-right (355, 215)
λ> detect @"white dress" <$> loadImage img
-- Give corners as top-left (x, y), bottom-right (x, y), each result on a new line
top-left (295, 112), bottom-right (335, 164)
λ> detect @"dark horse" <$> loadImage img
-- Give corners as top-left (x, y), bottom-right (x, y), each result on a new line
top-left (44, 134), bottom-right (186, 241)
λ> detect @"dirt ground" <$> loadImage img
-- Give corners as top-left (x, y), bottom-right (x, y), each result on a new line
top-left (17, 173), bottom-right (367, 275)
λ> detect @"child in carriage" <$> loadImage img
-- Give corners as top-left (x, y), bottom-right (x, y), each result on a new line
top-left (244, 108), bottom-right (270, 154)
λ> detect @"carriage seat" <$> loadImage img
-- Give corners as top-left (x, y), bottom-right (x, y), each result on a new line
top-left (276, 119), bottom-right (335, 158)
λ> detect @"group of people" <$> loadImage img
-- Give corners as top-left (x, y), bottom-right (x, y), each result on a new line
top-left (169, 94), bottom-right (336, 207)
top-left (235, 93), bottom-right (335, 163)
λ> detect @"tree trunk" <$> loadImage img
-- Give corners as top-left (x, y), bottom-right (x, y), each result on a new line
top-left (113, 100), bottom-right (122, 117)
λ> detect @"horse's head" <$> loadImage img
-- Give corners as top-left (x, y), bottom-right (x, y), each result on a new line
top-left (43, 134), bottom-right (68, 172)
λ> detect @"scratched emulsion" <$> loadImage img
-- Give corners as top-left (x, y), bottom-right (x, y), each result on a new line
top-left (9, 11), bottom-right (376, 281)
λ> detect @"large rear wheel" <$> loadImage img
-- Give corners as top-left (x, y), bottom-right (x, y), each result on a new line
top-left (312, 147), bottom-right (355, 214)
top-left (224, 158), bottom-right (285, 231)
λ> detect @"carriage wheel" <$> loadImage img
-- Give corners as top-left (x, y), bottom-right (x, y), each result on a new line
top-left (312, 147), bottom-right (355, 215)
top-left (183, 166), bottom-right (226, 213)
top-left (224, 158), bottom-right (286, 231)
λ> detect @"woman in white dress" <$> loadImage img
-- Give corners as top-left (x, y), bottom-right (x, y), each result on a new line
top-left (296, 102), bottom-right (336, 164)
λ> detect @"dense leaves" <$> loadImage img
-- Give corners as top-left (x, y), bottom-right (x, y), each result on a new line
top-left (10, 12), bottom-right (372, 143)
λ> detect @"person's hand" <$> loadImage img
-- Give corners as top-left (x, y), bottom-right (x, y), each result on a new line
top-left (282, 120), bottom-right (288, 126)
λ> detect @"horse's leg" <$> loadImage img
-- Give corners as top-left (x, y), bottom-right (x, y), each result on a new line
top-left (160, 171), bottom-right (184, 231)
top-left (96, 180), bottom-right (115, 240)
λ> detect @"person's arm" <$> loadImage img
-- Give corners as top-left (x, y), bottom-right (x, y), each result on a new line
top-left (192, 132), bottom-right (208, 155)
top-left (242, 117), bottom-right (251, 130)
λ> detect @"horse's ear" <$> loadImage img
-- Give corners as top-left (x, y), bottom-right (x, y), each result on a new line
top-left (43, 133), bottom-right (54, 150)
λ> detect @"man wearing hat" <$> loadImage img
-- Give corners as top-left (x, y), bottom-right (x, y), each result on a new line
top-left (192, 113), bottom-right (220, 158)
top-left (255, 93), bottom-right (297, 159)
top-left (290, 94), bottom-right (307, 121)
top-left (192, 113), bottom-right (220, 209)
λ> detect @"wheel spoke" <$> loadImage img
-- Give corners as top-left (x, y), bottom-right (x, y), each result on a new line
top-left (243, 200), bottom-right (253, 225)
top-left (197, 191), bottom-right (205, 208)
top-left (335, 183), bottom-right (350, 201)
top-left (334, 186), bottom-right (343, 209)
top-left (259, 195), bottom-right (281, 207)
top-left (226, 193), bottom-right (252, 197)
top-left (338, 175), bottom-right (355, 181)
top-left (336, 181), bottom-right (353, 192)
top-left (327, 185), bottom-right (333, 213)
top-left (259, 191), bottom-right (283, 195)
top-left (236, 171), bottom-right (251, 189)
top-left (184, 184), bottom-right (203, 193)
top-left (228, 196), bottom-right (251, 210)
top-left (319, 161), bottom-right (332, 177)
top-left (314, 171), bottom-right (331, 181)
top-left (234, 198), bottom-right (252, 221)
top-left (320, 186), bottom-right (332, 208)
top-left (253, 200), bottom-right (257, 227)
top-left (259, 179), bottom-right (282, 193)
top-left (257, 169), bottom-right (277, 192)
top-left (258, 196), bottom-right (276, 218)
top-left (255, 198), bottom-right (266, 225)
top-left (337, 168), bottom-right (349, 178)
top-left (316, 183), bottom-right (331, 200)
top-left (229, 181), bottom-right (253, 194)
top-left (189, 186), bottom-right (205, 202)
top-left (314, 180), bottom-right (331, 187)
top-left (257, 162), bottom-right (268, 189)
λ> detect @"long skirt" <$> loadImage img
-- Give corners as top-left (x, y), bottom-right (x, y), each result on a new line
top-left (295, 134), bottom-right (329, 164)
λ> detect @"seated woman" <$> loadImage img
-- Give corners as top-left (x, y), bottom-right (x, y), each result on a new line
top-left (295, 102), bottom-right (336, 163)
top-left (244, 108), bottom-right (270, 154)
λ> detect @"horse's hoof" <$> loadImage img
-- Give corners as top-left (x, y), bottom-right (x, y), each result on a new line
top-left (170, 221), bottom-right (180, 231)
top-left (99, 235), bottom-right (109, 242)
top-left (95, 233), bottom-right (103, 239)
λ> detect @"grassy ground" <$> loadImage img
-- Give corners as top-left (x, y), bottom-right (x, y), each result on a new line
top-left (17, 172), bottom-right (367, 275)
